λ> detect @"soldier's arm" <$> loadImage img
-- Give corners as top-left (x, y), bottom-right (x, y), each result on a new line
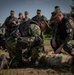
top-left (28, 24), bottom-right (42, 45)
top-left (55, 22), bottom-right (74, 54)
top-left (12, 24), bottom-right (42, 46)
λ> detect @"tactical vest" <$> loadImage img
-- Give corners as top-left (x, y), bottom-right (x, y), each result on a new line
top-left (56, 17), bottom-right (74, 40)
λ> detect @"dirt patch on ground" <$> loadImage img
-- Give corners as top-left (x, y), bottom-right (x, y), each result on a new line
top-left (0, 67), bottom-right (74, 75)
top-left (0, 46), bottom-right (74, 75)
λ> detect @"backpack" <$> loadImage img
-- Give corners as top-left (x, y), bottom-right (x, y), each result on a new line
top-left (18, 19), bottom-right (41, 37)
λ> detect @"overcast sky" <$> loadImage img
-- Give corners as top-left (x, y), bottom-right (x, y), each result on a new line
top-left (0, 0), bottom-right (73, 24)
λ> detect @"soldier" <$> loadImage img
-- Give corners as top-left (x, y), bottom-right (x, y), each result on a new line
top-left (6, 16), bottom-right (49, 68)
top-left (32, 9), bottom-right (48, 51)
top-left (32, 9), bottom-right (43, 24)
top-left (18, 13), bottom-right (24, 24)
top-left (50, 10), bottom-right (74, 57)
top-left (23, 11), bottom-right (30, 22)
top-left (2, 10), bottom-right (18, 37)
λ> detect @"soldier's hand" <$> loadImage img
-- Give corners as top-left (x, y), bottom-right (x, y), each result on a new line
top-left (55, 49), bottom-right (61, 54)
top-left (52, 39), bottom-right (57, 48)
top-left (55, 44), bottom-right (63, 54)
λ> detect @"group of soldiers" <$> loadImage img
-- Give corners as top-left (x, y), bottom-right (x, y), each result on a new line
top-left (0, 5), bottom-right (74, 69)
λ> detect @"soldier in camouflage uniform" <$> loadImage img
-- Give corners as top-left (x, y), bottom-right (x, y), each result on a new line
top-left (32, 9), bottom-right (48, 51)
top-left (32, 9), bottom-right (43, 24)
top-left (50, 9), bottom-right (74, 57)
top-left (18, 13), bottom-right (24, 24)
top-left (2, 10), bottom-right (18, 37)
top-left (23, 11), bottom-right (30, 22)
top-left (6, 16), bottom-right (49, 68)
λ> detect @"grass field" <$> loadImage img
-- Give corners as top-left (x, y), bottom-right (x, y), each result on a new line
top-left (0, 35), bottom-right (74, 75)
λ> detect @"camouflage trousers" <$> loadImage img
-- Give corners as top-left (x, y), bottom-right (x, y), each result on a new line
top-left (6, 37), bottom-right (22, 68)
top-left (6, 37), bottom-right (42, 67)
top-left (51, 38), bottom-right (74, 56)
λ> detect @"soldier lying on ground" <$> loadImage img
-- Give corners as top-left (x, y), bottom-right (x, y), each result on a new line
top-left (39, 51), bottom-right (73, 67)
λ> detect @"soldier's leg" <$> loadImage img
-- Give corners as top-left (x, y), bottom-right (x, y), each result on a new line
top-left (6, 37), bottom-right (22, 68)
top-left (50, 38), bottom-right (57, 52)
top-left (15, 42), bottom-right (23, 67)
top-left (50, 37), bottom-right (61, 52)
top-left (63, 40), bottom-right (74, 56)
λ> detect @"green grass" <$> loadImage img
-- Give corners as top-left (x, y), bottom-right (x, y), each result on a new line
top-left (43, 34), bottom-right (51, 46)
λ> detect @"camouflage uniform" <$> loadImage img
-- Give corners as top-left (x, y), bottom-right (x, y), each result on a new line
top-left (32, 9), bottom-right (43, 24)
top-left (23, 11), bottom-right (30, 22)
top-left (51, 11), bottom-right (74, 56)
top-left (39, 52), bottom-right (73, 67)
top-left (32, 10), bottom-right (48, 51)
top-left (23, 18), bottom-right (30, 22)
top-left (6, 20), bottom-right (43, 67)
top-left (3, 10), bottom-right (18, 37)
top-left (32, 15), bottom-right (42, 24)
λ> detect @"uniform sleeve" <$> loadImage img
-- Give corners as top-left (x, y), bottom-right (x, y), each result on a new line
top-left (28, 24), bottom-right (42, 46)
top-left (64, 21), bottom-right (73, 44)
top-left (29, 24), bottom-right (41, 36)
